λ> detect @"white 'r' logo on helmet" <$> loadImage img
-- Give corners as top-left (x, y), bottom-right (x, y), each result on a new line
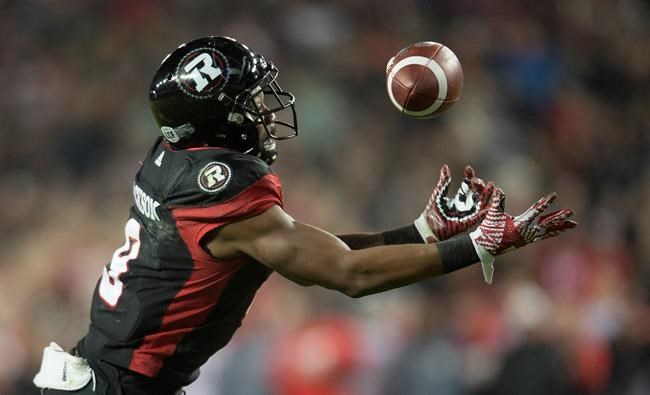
top-left (184, 53), bottom-right (222, 92)
top-left (177, 48), bottom-right (229, 98)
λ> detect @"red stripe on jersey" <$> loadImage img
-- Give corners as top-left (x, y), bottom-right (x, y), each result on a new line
top-left (128, 173), bottom-right (283, 377)
top-left (173, 173), bottom-right (283, 256)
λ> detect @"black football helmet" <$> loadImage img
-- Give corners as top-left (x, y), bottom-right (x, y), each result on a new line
top-left (149, 36), bottom-right (298, 164)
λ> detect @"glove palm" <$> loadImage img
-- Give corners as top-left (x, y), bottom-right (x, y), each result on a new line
top-left (470, 188), bottom-right (578, 283)
top-left (415, 165), bottom-right (494, 242)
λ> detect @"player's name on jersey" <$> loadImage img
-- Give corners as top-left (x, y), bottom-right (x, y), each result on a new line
top-left (133, 183), bottom-right (161, 221)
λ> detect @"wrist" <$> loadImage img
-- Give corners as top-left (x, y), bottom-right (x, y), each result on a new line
top-left (469, 229), bottom-right (496, 284)
top-left (414, 213), bottom-right (438, 243)
top-left (382, 224), bottom-right (425, 245)
top-left (437, 235), bottom-right (480, 274)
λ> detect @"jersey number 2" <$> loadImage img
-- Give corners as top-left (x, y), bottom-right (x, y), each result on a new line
top-left (99, 218), bottom-right (141, 307)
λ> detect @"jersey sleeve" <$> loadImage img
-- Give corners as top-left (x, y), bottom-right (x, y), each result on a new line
top-left (168, 150), bottom-right (284, 252)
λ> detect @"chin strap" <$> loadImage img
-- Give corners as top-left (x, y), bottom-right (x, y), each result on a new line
top-left (258, 139), bottom-right (278, 164)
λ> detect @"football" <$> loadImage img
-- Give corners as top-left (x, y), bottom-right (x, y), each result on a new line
top-left (386, 41), bottom-right (463, 118)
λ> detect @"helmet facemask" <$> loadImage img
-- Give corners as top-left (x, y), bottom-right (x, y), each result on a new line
top-left (217, 63), bottom-right (298, 164)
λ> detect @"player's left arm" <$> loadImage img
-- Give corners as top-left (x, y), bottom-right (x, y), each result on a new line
top-left (336, 232), bottom-right (386, 250)
top-left (336, 164), bottom-right (494, 249)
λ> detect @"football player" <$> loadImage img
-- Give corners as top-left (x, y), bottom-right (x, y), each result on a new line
top-left (34, 36), bottom-right (577, 395)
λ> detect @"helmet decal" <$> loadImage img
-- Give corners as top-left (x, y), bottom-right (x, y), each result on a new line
top-left (160, 123), bottom-right (195, 143)
top-left (160, 126), bottom-right (181, 143)
top-left (176, 48), bottom-right (230, 98)
top-left (197, 162), bottom-right (232, 193)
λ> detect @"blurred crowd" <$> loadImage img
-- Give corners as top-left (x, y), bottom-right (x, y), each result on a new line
top-left (0, 0), bottom-right (648, 394)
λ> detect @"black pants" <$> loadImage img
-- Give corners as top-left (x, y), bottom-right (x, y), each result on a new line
top-left (40, 358), bottom-right (118, 395)
top-left (73, 339), bottom-right (187, 395)
top-left (37, 341), bottom-right (187, 395)
top-left (41, 379), bottom-right (107, 395)
top-left (40, 363), bottom-right (186, 395)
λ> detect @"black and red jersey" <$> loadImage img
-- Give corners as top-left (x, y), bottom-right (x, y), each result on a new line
top-left (80, 137), bottom-right (282, 387)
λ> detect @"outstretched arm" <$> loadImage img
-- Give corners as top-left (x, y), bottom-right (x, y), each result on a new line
top-left (206, 188), bottom-right (576, 297)
top-left (206, 205), bottom-right (479, 297)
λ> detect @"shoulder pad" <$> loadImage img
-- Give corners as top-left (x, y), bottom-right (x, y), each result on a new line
top-left (169, 149), bottom-right (273, 207)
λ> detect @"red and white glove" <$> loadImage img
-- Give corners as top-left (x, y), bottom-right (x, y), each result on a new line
top-left (414, 165), bottom-right (494, 243)
top-left (470, 188), bottom-right (578, 283)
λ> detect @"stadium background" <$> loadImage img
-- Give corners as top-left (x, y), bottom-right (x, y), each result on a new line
top-left (0, 1), bottom-right (648, 394)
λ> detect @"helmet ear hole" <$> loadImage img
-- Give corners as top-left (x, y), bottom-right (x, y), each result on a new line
top-left (227, 112), bottom-right (246, 125)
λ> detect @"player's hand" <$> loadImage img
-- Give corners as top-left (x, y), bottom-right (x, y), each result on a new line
top-left (470, 188), bottom-right (578, 283)
top-left (414, 165), bottom-right (494, 243)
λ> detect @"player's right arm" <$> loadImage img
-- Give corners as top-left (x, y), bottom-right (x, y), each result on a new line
top-left (206, 205), bottom-right (455, 297)
top-left (207, 187), bottom-right (577, 296)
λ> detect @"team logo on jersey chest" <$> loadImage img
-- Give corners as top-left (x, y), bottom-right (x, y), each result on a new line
top-left (177, 48), bottom-right (229, 98)
top-left (198, 162), bottom-right (232, 193)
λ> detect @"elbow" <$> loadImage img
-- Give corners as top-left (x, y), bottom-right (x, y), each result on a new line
top-left (338, 282), bottom-right (366, 298)
top-left (337, 280), bottom-right (363, 298)
top-left (341, 286), bottom-right (369, 299)
top-left (335, 256), bottom-right (370, 298)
